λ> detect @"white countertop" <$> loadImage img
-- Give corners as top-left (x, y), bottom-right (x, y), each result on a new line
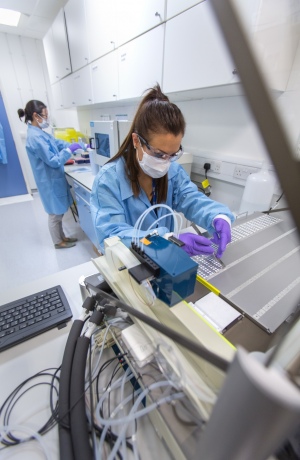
top-left (64, 164), bottom-right (96, 190)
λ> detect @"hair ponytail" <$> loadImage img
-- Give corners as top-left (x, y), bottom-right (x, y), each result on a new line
top-left (17, 100), bottom-right (46, 124)
top-left (109, 84), bottom-right (185, 201)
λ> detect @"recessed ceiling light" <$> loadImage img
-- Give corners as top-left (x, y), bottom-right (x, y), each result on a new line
top-left (0, 8), bottom-right (21, 27)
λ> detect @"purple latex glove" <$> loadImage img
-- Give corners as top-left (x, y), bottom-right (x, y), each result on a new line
top-left (69, 143), bottom-right (82, 153)
top-left (211, 218), bottom-right (231, 258)
top-left (178, 233), bottom-right (214, 257)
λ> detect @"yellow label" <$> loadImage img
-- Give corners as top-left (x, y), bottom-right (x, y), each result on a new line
top-left (140, 237), bottom-right (151, 245)
top-left (202, 179), bottom-right (210, 188)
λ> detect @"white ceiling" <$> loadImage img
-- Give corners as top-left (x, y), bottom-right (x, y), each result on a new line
top-left (0, 0), bottom-right (69, 39)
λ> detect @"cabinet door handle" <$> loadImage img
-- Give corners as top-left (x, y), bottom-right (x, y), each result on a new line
top-left (232, 68), bottom-right (238, 75)
top-left (155, 11), bottom-right (162, 21)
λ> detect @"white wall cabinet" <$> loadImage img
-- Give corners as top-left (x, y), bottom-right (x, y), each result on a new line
top-left (73, 66), bottom-right (93, 106)
top-left (85, 0), bottom-right (117, 62)
top-left (91, 51), bottom-right (119, 103)
top-left (43, 10), bottom-right (71, 84)
top-left (51, 82), bottom-right (64, 110)
top-left (61, 75), bottom-right (76, 108)
top-left (64, 0), bottom-right (90, 72)
top-left (48, 0), bottom-right (297, 109)
top-left (116, 0), bottom-right (165, 47)
top-left (118, 25), bottom-right (164, 100)
top-left (163, 2), bottom-right (239, 94)
top-left (53, 67), bottom-right (93, 109)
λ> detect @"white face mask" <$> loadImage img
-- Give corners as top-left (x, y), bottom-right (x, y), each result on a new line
top-left (38, 120), bottom-right (49, 129)
top-left (137, 147), bottom-right (171, 178)
top-left (36, 115), bottom-right (50, 129)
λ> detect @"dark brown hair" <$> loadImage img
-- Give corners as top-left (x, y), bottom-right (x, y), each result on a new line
top-left (17, 100), bottom-right (47, 124)
top-left (110, 84), bottom-right (186, 202)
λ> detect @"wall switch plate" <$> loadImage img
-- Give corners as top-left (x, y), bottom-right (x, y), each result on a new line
top-left (211, 160), bottom-right (222, 173)
top-left (233, 165), bottom-right (258, 180)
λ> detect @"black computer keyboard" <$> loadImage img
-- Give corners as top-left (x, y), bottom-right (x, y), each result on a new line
top-left (0, 285), bottom-right (73, 352)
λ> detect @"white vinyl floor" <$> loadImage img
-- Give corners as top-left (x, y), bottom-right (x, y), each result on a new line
top-left (0, 192), bottom-right (97, 295)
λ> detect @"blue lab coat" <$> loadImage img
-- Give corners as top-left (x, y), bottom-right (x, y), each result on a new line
top-left (90, 157), bottom-right (235, 252)
top-left (26, 124), bottom-right (73, 214)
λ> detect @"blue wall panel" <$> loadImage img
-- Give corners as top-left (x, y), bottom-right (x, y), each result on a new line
top-left (0, 92), bottom-right (27, 197)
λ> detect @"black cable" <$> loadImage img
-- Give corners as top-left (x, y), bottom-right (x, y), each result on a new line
top-left (265, 191), bottom-right (285, 214)
top-left (92, 353), bottom-right (134, 454)
top-left (2, 382), bottom-right (58, 446)
top-left (86, 283), bottom-right (229, 372)
top-left (264, 206), bottom-right (289, 214)
top-left (107, 362), bottom-right (122, 417)
top-left (106, 361), bottom-right (122, 452)
top-left (59, 319), bottom-right (86, 460)
top-left (204, 162), bottom-right (210, 179)
top-left (171, 399), bottom-right (204, 427)
top-left (0, 369), bottom-right (60, 449)
top-left (49, 366), bottom-right (61, 424)
top-left (58, 295), bottom-right (96, 460)
top-left (88, 340), bottom-right (97, 459)
top-left (70, 336), bottom-right (94, 460)
top-left (95, 355), bottom-right (127, 402)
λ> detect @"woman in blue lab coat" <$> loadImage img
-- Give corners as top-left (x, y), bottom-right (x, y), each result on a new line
top-left (18, 100), bottom-right (82, 249)
top-left (90, 85), bottom-right (234, 255)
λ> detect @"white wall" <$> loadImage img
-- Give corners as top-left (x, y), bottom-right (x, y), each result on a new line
top-left (0, 32), bottom-right (80, 191)
top-left (0, 34), bottom-right (49, 191)
top-left (2, 0), bottom-right (300, 208)
top-left (73, 60), bottom-right (300, 213)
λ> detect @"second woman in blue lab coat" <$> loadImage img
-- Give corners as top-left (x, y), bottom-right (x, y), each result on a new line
top-left (90, 85), bottom-right (234, 256)
top-left (18, 100), bottom-right (83, 249)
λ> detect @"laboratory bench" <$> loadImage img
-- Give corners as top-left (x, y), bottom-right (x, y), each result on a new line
top-left (1, 208), bottom-right (297, 458)
top-left (64, 162), bottom-right (300, 356)
top-left (65, 164), bottom-right (98, 249)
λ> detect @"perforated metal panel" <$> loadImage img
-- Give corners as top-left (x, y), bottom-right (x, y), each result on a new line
top-left (193, 212), bottom-right (300, 333)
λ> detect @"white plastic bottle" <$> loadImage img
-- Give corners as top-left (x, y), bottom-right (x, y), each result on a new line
top-left (78, 137), bottom-right (85, 149)
top-left (239, 163), bottom-right (275, 214)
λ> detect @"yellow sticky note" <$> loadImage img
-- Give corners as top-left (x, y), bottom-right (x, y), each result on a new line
top-left (140, 237), bottom-right (151, 245)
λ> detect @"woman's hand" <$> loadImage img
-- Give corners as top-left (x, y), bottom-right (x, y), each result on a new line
top-left (178, 233), bottom-right (214, 257)
top-left (69, 143), bottom-right (82, 153)
top-left (211, 218), bottom-right (231, 258)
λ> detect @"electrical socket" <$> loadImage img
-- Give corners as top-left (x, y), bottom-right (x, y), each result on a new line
top-left (211, 160), bottom-right (222, 174)
top-left (233, 165), bottom-right (258, 180)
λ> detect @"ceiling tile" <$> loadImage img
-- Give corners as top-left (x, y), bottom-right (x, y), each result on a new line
top-left (0, 0), bottom-right (68, 38)
top-left (0, 0), bottom-right (37, 15)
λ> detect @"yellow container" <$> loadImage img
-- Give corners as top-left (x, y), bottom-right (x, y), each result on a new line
top-left (54, 128), bottom-right (86, 143)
